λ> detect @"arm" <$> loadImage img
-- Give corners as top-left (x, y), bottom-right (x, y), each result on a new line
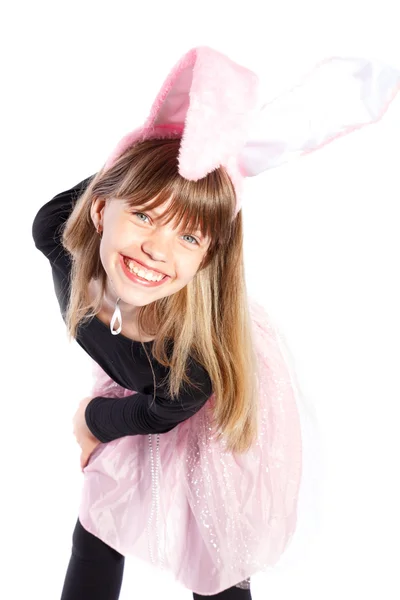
top-left (85, 357), bottom-right (214, 442)
top-left (32, 175), bottom-right (95, 316)
top-left (32, 175), bottom-right (95, 261)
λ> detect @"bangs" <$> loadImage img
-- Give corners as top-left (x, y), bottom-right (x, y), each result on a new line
top-left (129, 181), bottom-right (234, 245)
top-left (99, 138), bottom-right (237, 249)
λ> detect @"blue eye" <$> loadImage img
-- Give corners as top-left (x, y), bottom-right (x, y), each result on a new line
top-left (182, 234), bottom-right (199, 245)
top-left (135, 212), bottom-right (149, 223)
top-left (132, 212), bottom-right (200, 246)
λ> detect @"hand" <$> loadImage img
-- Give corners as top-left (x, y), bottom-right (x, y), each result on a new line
top-left (72, 396), bottom-right (102, 472)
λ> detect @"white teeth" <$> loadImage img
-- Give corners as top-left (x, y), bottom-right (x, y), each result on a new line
top-left (124, 258), bottom-right (164, 282)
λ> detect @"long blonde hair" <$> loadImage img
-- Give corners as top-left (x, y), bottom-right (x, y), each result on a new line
top-left (62, 138), bottom-right (260, 453)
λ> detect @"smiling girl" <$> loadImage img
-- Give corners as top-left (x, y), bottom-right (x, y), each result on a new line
top-left (32, 46), bottom-right (399, 599)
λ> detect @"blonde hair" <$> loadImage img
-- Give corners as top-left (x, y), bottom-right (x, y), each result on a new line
top-left (62, 138), bottom-right (260, 453)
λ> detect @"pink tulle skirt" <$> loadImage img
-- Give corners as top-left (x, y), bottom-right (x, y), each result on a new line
top-left (79, 299), bottom-right (306, 595)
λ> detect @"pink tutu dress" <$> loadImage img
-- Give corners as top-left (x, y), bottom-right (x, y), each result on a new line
top-left (78, 298), bottom-right (316, 595)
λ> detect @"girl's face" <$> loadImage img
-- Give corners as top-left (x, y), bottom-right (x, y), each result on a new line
top-left (92, 195), bottom-right (211, 310)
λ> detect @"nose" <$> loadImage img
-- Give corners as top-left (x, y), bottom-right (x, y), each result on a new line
top-left (141, 234), bottom-right (171, 269)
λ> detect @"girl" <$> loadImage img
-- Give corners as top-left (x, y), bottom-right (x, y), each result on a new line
top-left (32, 47), bottom-right (399, 599)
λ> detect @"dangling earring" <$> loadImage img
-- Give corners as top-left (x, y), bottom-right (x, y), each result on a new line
top-left (110, 297), bottom-right (122, 335)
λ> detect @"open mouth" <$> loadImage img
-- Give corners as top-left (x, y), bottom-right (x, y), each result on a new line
top-left (120, 254), bottom-right (169, 286)
top-left (123, 256), bottom-right (166, 280)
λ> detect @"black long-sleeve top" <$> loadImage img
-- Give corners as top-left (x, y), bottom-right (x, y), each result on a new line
top-left (32, 176), bottom-right (213, 443)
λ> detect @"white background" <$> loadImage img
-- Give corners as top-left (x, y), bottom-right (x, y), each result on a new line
top-left (1, 1), bottom-right (400, 598)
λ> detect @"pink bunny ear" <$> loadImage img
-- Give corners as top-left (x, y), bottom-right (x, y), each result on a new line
top-left (238, 56), bottom-right (400, 178)
top-left (104, 49), bottom-right (400, 217)
top-left (103, 46), bottom-right (259, 206)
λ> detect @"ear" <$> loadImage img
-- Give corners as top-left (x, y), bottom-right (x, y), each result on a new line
top-left (90, 196), bottom-right (107, 229)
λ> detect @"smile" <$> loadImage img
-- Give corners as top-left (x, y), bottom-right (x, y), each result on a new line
top-left (119, 255), bottom-right (170, 287)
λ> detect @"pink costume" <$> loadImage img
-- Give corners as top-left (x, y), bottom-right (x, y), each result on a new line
top-left (78, 47), bottom-right (400, 595)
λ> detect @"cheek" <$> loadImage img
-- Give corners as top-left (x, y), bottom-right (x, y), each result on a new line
top-left (98, 233), bottom-right (122, 273)
top-left (176, 256), bottom-right (203, 281)
top-left (101, 221), bottom-right (131, 258)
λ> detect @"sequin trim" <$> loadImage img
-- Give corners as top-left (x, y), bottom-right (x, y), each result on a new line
top-left (235, 577), bottom-right (251, 589)
top-left (147, 432), bottom-right (165, 569)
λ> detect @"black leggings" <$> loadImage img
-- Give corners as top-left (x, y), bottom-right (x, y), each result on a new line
top-left (60, 518), bottom-right (252, 599)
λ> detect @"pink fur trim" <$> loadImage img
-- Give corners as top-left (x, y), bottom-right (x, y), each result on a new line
top-left (177, 47), bottom-right (258, 182)
top-left (103, 47), bottom-right (259, 215)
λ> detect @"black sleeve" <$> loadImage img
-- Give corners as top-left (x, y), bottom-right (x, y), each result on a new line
top-left (85, 357), bottom-right (214, 442)
top-left (32, 175), bottom-right (95, 261)
top-left (32, 175), bottom-right (95, 315)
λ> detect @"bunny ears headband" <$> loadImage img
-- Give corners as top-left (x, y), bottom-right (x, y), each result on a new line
top-left (104, 46), bottom-right (400, 216)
